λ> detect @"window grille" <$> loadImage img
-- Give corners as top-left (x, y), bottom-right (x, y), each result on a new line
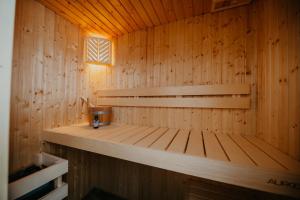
top-left (86, 37), bottom-right (112, 65)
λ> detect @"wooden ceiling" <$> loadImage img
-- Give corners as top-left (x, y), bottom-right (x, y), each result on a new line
top-left (37, 0), bottom-right (252, 38)
top-left (37, 0), bottom-right (213, 37)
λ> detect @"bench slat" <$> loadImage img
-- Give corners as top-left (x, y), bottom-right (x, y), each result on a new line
top-left (109, 127), bottom-right (149, 142)
top-left (135, 128), bottom-right (168, 147)
top-left (121, 127), bottom-right (159, 145)
top-left (150, 129), bottom-right (178, 150)
top-left (185, 130), bottom-right (205, 157)
top-left (230, 135), bottom-right (284, 170)
top-left (90, 125), bottom-right (131, 139)
top-left (245, 136), bottom-right (300, 172)
top-left (167, 130), bottom-right (190, 153)
top-left (216, 134), bottom-right (255, 166)
top-left (203, 132), bottom-right (228, 161)
top-left (100, 126), bottom-right (139, 140)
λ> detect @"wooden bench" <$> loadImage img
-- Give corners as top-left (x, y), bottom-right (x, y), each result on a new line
top-left (42, 84), bottom-right (300, 198)
top-left (43, 123), bottom-right (300, 198)
top-left (8, 153), bottom-right (68, 200)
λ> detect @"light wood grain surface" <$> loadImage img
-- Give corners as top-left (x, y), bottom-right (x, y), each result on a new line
top-left (43, 124), bottom-right (300, 198)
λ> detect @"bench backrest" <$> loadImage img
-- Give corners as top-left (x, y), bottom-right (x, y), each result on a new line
top-left (96, 84), bottom-right (250, 109)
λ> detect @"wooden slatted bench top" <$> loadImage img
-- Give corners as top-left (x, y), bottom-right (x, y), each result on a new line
top-left (42, 124), bottom-right (300, 198)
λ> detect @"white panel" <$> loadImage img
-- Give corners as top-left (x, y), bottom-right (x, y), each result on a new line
top-left (0, 0), bottom-right (16, 199)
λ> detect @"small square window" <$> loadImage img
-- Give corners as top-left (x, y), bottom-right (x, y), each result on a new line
top-left (86, 37), bottom-right (112, 65)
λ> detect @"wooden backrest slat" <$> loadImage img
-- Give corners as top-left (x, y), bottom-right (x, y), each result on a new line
top-left (96, 84), bottom-right (251, 109)
top-left (97, 97), bottom-right (250, 109)
top-left (96, 84), bottom-right (250, 97)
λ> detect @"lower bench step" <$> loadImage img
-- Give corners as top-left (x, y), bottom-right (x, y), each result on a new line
top-left (8, 153), bottom-right (68, 200)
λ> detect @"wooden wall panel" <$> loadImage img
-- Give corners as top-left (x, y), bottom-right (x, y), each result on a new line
top-left (44, 143), bottom-right (291, 200)
top-left (97, 5), bottom-right (257, 136)
top-left (9, 0), bottom-right (99, 172)
top-left (256, 0), bottom-right (300, 160)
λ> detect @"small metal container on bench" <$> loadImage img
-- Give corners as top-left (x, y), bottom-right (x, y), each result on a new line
top-left (88, 106), bottom-right (112, 127)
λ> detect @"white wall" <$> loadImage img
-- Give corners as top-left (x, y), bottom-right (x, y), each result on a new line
top-left (0, 0), bottom-right (16, 199)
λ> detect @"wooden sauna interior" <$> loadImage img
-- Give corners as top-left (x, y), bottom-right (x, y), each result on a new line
top-left (6, 0), bottom-right (300, 199)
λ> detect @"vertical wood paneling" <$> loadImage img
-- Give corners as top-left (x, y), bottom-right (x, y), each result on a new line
top-left (9, 0), bottom-right (94, 172)
top-left (256, 0), bottom-right (300, 160)
top-left (96, 0), bottom-right (299, 160)
top-left (103, 5), bottom-right (256, 136)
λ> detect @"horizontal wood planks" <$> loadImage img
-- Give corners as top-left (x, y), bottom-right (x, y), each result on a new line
top-left (97, 97), bottom-right (250, 109)
top-left (96, 84), bottom-right (251, 110)
top-left (42, 124), bottom-right (300, 198)
top-left (96, 84), bottom-right (251, 96)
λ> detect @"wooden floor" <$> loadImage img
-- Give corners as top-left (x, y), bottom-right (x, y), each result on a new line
top-left (43, 124), bottom-right (300, 198)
